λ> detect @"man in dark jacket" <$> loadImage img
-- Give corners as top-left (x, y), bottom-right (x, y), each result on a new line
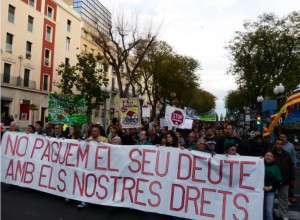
top-left (273, 138), bottom-right (295, 220)
top-left (216, 124), bottom-right (244, 155)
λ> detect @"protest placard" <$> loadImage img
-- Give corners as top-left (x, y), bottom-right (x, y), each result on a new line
top-left (119, 98), bottom-right (142, 128)
top-left (48, 94), bottom-right (87, 124)
top-left (1, 132), bottom-right (264, 220)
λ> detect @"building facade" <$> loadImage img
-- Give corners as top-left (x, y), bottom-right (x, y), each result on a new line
top-left (1, 0), bottom-right (81, 128)
top-left (64, 0), bottom-right (119, 127)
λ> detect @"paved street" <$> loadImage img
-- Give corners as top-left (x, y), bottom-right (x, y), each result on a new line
top-left (1, 168), bottom-right (300, 220)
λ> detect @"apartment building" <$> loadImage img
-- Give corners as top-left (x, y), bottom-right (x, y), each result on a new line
top-left (63, 0), bottom-right (121, 127)
top-left (1, 0), bottom-right (81, 128)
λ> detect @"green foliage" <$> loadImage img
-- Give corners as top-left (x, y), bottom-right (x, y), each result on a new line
top-left (55, 52), bottom-right (109, 115)
top-left (136, 40), bottom-right (216, 119)
top-left (224, 89), bottom-right (247, 112)
top-left (227, 11), bottom-right (300, 107)
top-left (188, 88), bottom-right (216, 113)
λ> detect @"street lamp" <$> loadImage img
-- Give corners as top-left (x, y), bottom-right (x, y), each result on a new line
top-left (273, 83), bottom-right (285, 108)
top-left (273, 83), bottom-right (285, 136)
top-left (101, 85), bottom-right (111, 130)
top-left (257, 95), bottom-right (264, 134)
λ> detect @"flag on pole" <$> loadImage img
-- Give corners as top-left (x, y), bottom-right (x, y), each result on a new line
top-left (264, 84), bottom-right (300, 136)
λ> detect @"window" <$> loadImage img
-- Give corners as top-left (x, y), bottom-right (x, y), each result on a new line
top-left (47, 6), bottom-right (53, 19)
top-left (65, 58), bottom-right (69, 66)
top-left (8, 5), bottom-right (15, 23)
top-left (46, 26), bottom-right (52, 41)
top-left (44, 49), bottom-right (51, 66)
top-left (29, 0), bottom-right (35, 7)
top-left (43, 75), bottom-right (49, 91)
top-left (24, 69), bottom-right (30, 87)
top-left (28, 16), bottom-right (34, 32)
top-left (6, 33), bottom-right (13, 53)
top-left (26, 41), bottom-right (32, 60)
top-left (67, 20), bottom-right (71, 32)
top-left (66, 37), bottom-right (70, 50)
top-left (3, 63), bottom-right (11, 83)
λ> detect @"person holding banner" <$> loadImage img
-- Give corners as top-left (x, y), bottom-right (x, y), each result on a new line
top-left (166, 131), bottom-right (180, 148)
top-left (51, 124), bottom-right (68, 138)
top-left (135, 130), bottom-right (152, 145)
top-left (86, 124), bottom-right (108, 143)
top-left (195, 138), bottom-right (211, 153)
top-left (34, 121), bottom-right (45, 135)
top-left (263, 151), bottom-right (282, 220)
top-left (184, 132), bottom-right (197, 150)
top-left (27, 125), bottom-right (35, 134)
top-left (273, 138), bottom-right (295, 220)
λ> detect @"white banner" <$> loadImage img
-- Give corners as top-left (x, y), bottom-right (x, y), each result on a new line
top-left (1, 132), bottom-right (264, 220)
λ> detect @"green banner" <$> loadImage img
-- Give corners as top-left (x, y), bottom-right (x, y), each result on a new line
top-left (199, 114), bottom-right (217, 121)
top-left (48, 94), bottom-right (87, 124)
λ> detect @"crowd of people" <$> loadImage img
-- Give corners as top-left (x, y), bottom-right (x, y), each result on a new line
top-left (1, 119), bottom-right (298, 220)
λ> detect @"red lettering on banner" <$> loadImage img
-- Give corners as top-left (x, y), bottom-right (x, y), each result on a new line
top-left (177, 153), bottom-right (192, 180)
top-left (218, 190), bottom-right (233, 220)
top-left (38, 165), bottom-right (56, 191)
top-left (128, 148), bottom-right (142, 173)
top-left (224, 160), bottom-right (239, 187)
top-left (155, 151), bottom-right (170, 177)
top-left (233, 193), bottom-right (249, 220)
top-left (58, 142), bottom-right (68, 165)
top-left (65, 143), bottom-right (78, 167)
top-left (148, 181), bottom-right (162, 207)
top-left (170, 184), bottom-right (185, 211)
top-left (41, 142), bottom-right (51, 161)
top-left (77, 145), bottom-right (89, 168)
top-left (96, 175), bottom-right (109, 200)
top-left (5, 159), bottom-right (14, 179)
top-left (5, 159), bottom-right (34, 183)
top-left (208, 158), bottom-right (223, 184)
top-left (134, 178), bottom-right (148, 206)
top-left (4, 134), bottom-right (28, 156)
top-left (95, 146), bottom-right (119, 172)
top-left (185, 186), bottom-right (200, 215)
top-left (73, 171), bottom-right (84, 196)
top-left (30, 137), bottom-right (45, 158)
top-left (200, 188), bottom-right (216, 218)
top-left (58, 169), bottom-right (66, 192)
top-left (121, 177), bottom-right (135, 203)
top-left (51, 141), bottom-right (59, 163)
top-left (5, 134), bottom-right (17, 155)
top-left (192, 155), bottom-right (207, 183)
top-left (141, 149), bottom-right (155, 176)
top-left (16, 136), bottom-right (29, 156)
top-left (111, 176), bottom-right (122, 201)
top-left (239, 161), bottom-right (255, 190)
top-left (85, 173), bottom-right (97, 198)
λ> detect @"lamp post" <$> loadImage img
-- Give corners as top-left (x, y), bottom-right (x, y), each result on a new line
top-left (101, 85), bottom-right (111, 130)
top-left (273, 83), bottom-right (285, 108)
top-left (138, 95), bottom-right (144, 122)
top-left (273, 83), bottom-right (285, 135)
top-left (257, 95), bottom-right (264, 134)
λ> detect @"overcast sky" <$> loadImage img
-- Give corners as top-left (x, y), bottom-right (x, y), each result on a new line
top-left (100, 0), bottom-right (300, 117)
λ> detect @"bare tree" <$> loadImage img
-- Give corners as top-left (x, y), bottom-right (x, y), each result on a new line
top-left (95, 12), bottom-right (160, 98)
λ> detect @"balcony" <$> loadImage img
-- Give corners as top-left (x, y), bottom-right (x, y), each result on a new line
top-left (1, 74), bottom-right (36, 90)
